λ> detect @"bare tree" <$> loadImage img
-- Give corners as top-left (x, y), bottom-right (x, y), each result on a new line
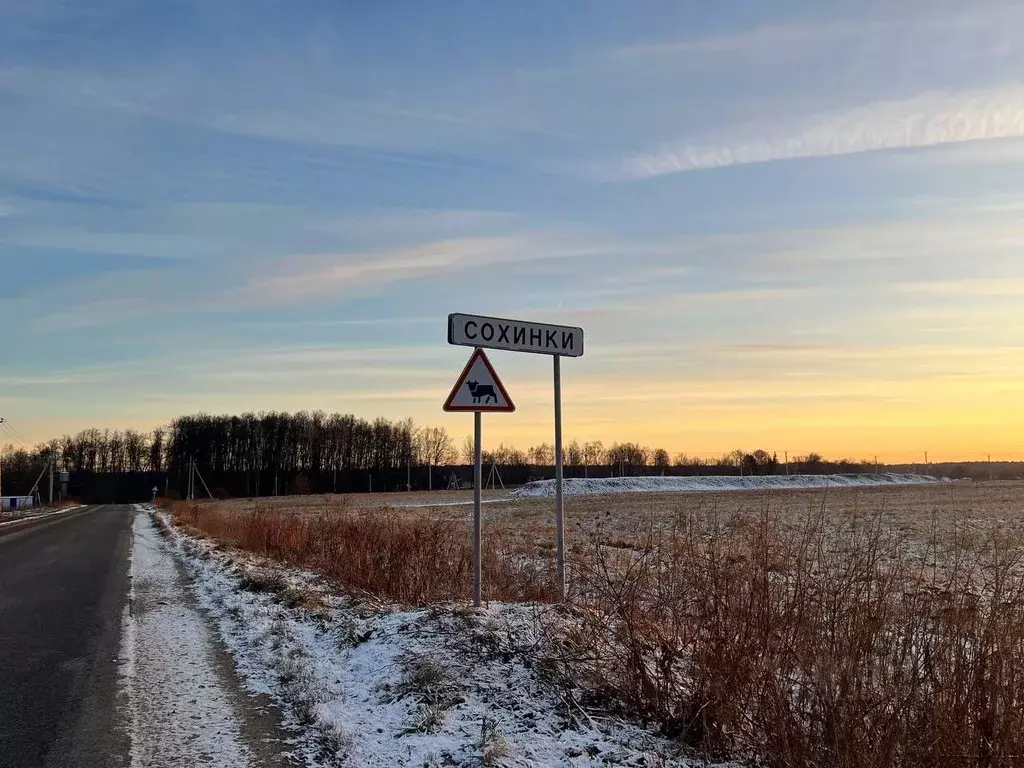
top-left (607, 442), bottom-right (649, 468)
top-left (417, 426), bottom-right (456, 466)
top-left (491, 443), bottom-right (526, 466)
top-left (583, 441), bottom-right (605, 467)
top-left (149, 427), bottom-right (166, 472)
top-left (566, 440), bottom-right (584, 467)
top-left (528, 443), bottom-right (554, 466)
top-left (461, 435), bottom-right (475, 464)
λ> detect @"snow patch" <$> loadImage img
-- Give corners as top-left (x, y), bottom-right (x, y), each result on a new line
top-left (511, 473), bottom-right (943, 498)
top-left (0, 504), bottom-right (87, 527)
top-left (122, 507), bottom-right (259, 767)
top-left (149, 505), bottom-right (699, 767)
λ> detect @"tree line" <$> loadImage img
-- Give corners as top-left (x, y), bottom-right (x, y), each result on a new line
top-left (1, 409), bottom-right (987, 499)
top-left (2, 412), bottom-right (874, 477)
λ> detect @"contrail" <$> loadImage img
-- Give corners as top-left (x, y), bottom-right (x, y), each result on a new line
top-left (608, 85), bottom-right (1024, 180)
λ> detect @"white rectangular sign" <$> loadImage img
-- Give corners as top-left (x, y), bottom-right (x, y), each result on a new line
top-left (448, 313), bottom-right (584, 357)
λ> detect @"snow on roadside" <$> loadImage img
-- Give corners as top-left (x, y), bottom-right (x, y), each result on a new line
top-left (512, 473), bottom-right (943, 498)
top-left (0, 503), bottom-right (87, 527)
top-left (123, 508), bottom-right (261, 767)
top-left (147, 505), bottom-right (697, 767)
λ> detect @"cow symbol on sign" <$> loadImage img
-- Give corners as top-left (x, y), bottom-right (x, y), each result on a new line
top-left (467, 380), bottom-right (497, 404)
top-left (443, 348), bottom-right (515, 413)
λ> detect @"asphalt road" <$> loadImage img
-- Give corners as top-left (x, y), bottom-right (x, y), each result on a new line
top-left (0, 506), bottom-right (134, 768)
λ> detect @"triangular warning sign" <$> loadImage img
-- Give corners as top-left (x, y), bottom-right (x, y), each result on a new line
top-left (443, 348), bottom-right (516, 413)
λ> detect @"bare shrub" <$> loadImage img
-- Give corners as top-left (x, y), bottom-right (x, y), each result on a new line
top-left (168, 501), bottom-right (556, 604)
top-left (549, 506), bottom-right (1024, 767)
top-left (164, 490), bottom-right (1024, 767)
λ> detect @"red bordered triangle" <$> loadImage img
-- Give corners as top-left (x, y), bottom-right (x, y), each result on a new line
top-left (443, 348), bottom-right (516, 413)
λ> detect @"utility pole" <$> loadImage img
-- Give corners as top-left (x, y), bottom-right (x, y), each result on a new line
top-left (988, 454), bottom-right (993, 481)
top-left (193, 460), bottom-right (214, 499)
top-left (785, 450), bottom-right (789, 476)
top-left (49, 454), bottom-right (54, 505)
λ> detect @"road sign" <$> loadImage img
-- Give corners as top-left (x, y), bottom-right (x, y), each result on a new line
top-left (443, 348), bottom-right (515, 413)
top-left (444, 312), bottom-right (585, 605)
top-left (448, 313), bottom-right (584, 357)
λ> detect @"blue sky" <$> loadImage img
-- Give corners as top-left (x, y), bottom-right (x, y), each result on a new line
top-left (3, 0), bottom-right (1024, 460)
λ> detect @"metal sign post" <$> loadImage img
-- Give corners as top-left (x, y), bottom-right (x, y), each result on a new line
top-left (553, 354), bottom-right (565, 596)
top-left (448, 313), bottom-right (584, 601)
top-left (444, 347), bottom-right (516, 607)
top-left (473, 411), bottom-right (483, 607)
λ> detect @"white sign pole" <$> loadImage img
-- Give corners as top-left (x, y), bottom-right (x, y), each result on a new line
top-left (473, 410), bottom-right (483, 608)
top-left (553, 354), bottom-right (566, 599)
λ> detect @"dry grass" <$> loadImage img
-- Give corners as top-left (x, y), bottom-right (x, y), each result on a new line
top-left (212, 480), bottom-right (1024, 554)
top-left (167, 481), bottom-right (1024, 767)
top-left (166, 498), bottom-right (556, 604)
top-left (554, 503), bottom-right (1024, 767)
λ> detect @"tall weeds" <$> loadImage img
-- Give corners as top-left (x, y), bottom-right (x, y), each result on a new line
top-left (168, 501), bottom-right (556, 604)
top-left (166, 497), bottom-right (1024, 767)
top-left (552, 506), bottom-right (1024, 767)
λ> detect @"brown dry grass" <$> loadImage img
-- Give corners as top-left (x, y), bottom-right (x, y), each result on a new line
top-left (166, 497), bottom-right (556, 603)
top-left (169, 481), bottom-right (1024, 767)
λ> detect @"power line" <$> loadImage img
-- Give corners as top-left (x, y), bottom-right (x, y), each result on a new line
top-left (1, 420), bottom-right (21, 442)
top-left (0, 419), bottom-right (29, 445)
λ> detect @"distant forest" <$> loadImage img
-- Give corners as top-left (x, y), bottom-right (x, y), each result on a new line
top-left (1, 411), bottom-right (1020, 501)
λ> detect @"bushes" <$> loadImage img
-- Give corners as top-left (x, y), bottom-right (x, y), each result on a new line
top-left (169, 501), bottom-right (556, 604)
top-left (168, 498), bottom-right (1024, 767)
top-left (551, 508), bottom-right (1024, 767)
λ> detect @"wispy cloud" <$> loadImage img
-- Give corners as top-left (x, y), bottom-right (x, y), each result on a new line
top-left (612, 20), bottom-right (872, 60)
top-left (31, 297), bottom-right (160, 333)
top-left (227, 233), bottom-right (602, 307)
top-left (306, 208), bottom-right (519, 243)
top-left (597, 85), bottom-right (1024, 180)
top-left (897, 278), bottom-right (1024, 296)
top-left (612, 6), bottom-right (1023, 61)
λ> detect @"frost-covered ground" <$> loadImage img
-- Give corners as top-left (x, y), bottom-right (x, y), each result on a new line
top-left (0, 503), bottom-right (86, 526)
top-left (123, 509), bottom-right (291, 767)
top-left (148, 504), bottom-right (700, 767)
top-left (512, 473), bottom-right (942, 498)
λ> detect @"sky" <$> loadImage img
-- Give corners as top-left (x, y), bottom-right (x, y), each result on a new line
top-left (2, 0), bottom-right (1024, 463)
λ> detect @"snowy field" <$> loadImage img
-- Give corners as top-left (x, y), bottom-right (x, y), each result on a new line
top-left (151, 480), bottom-right (1024, 767)
top-left (147, 504), bottom-right (704, 767)
top-left (511, 473), bottom-right (943, 498)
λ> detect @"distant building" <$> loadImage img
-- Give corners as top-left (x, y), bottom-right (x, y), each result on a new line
top-left (1, 495), bottom-right (35, 511)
